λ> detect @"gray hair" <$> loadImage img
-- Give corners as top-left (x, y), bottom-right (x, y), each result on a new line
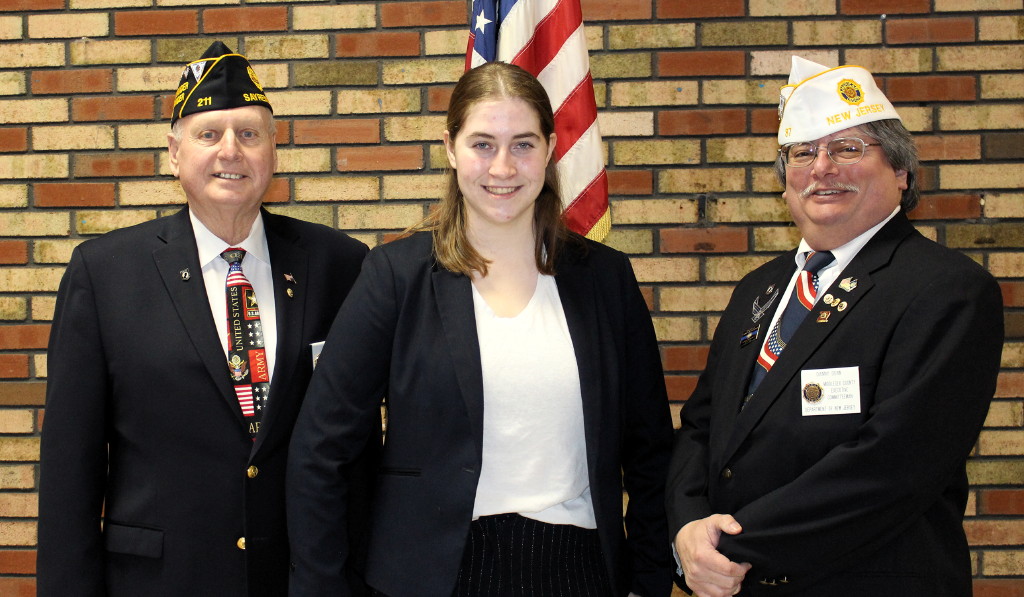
top-left (774, 118), bottom-right (920, 212)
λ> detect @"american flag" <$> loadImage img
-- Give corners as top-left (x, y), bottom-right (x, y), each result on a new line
top-left (756, 322), bottom-right (783, 373)
top-left (466, 0), bottom-right (609, 240)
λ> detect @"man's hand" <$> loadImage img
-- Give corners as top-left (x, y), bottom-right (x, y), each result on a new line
top-left (675, 514), bottom-right (751, 597)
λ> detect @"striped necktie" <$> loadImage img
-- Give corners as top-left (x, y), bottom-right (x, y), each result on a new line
top-left (745, 250), bottom-right (835, 403)
top-left (222, 248), bottom-right (269, 439)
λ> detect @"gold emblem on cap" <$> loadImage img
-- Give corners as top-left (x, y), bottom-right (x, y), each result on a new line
top-left (838, 79), bottom-right (865, 105)
top-left (247, 66), bottom-right (264, 92)
top-left (803, 383), bottom-right (824, 403)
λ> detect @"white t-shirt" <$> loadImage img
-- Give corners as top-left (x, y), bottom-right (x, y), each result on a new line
top-left (470, 274), bottom-right (596, 529)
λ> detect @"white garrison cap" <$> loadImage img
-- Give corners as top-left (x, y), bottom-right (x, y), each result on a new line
top-left (778, 56), bottom-right (901, 144)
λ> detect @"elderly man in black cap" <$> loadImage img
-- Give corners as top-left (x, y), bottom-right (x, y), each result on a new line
top-left (37, 42), bottom-right (374, 597)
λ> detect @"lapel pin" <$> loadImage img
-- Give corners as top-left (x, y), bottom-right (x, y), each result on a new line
top-left (838, 277), bottom-right (858, 292)
top-left (822, 293), bottom-right (834, 304)
top-left (816, 311), bottom-right (831, 323)
top-left (837, 301), bottom-right (848, 312)
top-left (740, 326), bottom-right (760, 347)
top-left (284, 273), bottom-right (296, 284)
top-left (180, 268), bottom-right (190, 281)
top-left (286, 288), bottom-right (295, 298)
top-left (751, 286), bottom-right (780, 323)
top-left (803, 383), bottom-right (823, 403)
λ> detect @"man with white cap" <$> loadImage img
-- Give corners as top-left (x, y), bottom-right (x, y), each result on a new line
top-left (37, 42), bottom-right (375, 597)
top-left (665, 56), bottom-right (1003, 596)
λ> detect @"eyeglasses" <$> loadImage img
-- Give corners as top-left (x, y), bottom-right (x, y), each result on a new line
top-left (780, 137), bottom-right (881, 167)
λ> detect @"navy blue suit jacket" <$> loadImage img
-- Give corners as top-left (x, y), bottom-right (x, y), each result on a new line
top-left (667, 213), bottom-right (1004, 596)
top-left (288, 232), bottom-right (675, 597)
top-left (38, 208), bottom-right (370, 597)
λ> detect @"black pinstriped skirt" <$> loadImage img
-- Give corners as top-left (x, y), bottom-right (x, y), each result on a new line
top-left (453, 513), bottom-right (614, 597)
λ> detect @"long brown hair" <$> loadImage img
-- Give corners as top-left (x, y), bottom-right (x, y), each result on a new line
top-left (411, 62), bottom-right (570, 277)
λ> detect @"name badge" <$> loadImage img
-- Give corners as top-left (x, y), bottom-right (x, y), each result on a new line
top-left (800, 366), bottom-right (860, 416)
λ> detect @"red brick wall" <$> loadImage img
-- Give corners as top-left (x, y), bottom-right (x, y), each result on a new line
top-left (0, 1), bottom-right (1022, 594)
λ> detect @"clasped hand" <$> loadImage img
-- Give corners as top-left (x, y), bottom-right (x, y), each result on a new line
top-left (675, 514), bottom-right (751, 597)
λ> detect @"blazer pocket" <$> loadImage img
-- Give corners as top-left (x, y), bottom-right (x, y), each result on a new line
top-left (104, 521), bottom-right (164, 558)
top-left (378, 466), bottom-right (421, 477)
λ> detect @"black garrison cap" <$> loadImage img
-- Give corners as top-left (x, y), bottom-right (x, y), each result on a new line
top-left (171, 41), bottom-right (272, 126)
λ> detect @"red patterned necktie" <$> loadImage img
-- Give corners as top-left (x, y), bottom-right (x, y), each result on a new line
top-left (746, 250), bottom-right (835, 403)
top-left (222, 248), bottom-right (269, 439)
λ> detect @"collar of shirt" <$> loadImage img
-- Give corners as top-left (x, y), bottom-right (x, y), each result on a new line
top-left (190, 209), bottom-right (271, 270)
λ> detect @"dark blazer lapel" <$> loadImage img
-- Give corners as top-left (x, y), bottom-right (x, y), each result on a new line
top-left (152, 209), bottom-right (244, 425)
top-left (719, 214), bottom-right (915, 466)
top-left (257, 211), bottom-right (310, 454)
top-left (432, 268), bottom-right (486, 453)
top-left (553, 252), bottom-right (603, 475)
top-left (709, 258), bottom-right (794, 467)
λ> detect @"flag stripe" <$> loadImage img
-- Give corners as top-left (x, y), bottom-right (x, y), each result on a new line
top-left (509, 0), bottom-right (576, 74)
top-left (563, 169), bottom-right (608, 235)
top-left (550, 70), bottom-right (598, 160)
top-left (534, 27), bottom-right (591, 112)
top-left (559, 121), bottom-right (604, 203)
top-left (234, 385), bottom-right (255, 416)
top-left (797, 272), bottom-right (816, 310)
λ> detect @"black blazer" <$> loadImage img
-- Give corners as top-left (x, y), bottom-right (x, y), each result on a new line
top-left (288, 232), bottom-right (675, 597)
top-left (667, 213), bottom-right (1004, 596)
top-left (37, 208), bottom-right (369, 597)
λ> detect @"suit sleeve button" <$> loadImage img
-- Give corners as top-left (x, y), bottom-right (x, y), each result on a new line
top-left (721, 468), bottom-right (733, 479)
top-left (237, 537), bottom-right (246, 550)
top-left (247, 466), bottom-right (259, 478)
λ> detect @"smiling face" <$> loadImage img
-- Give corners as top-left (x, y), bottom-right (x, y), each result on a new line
top-left (783, 125), bottom-right (907, 250)
top-left (168, 105), bottom-right (277, 224)
top-left (443, 97), bottom-right (556, 236)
